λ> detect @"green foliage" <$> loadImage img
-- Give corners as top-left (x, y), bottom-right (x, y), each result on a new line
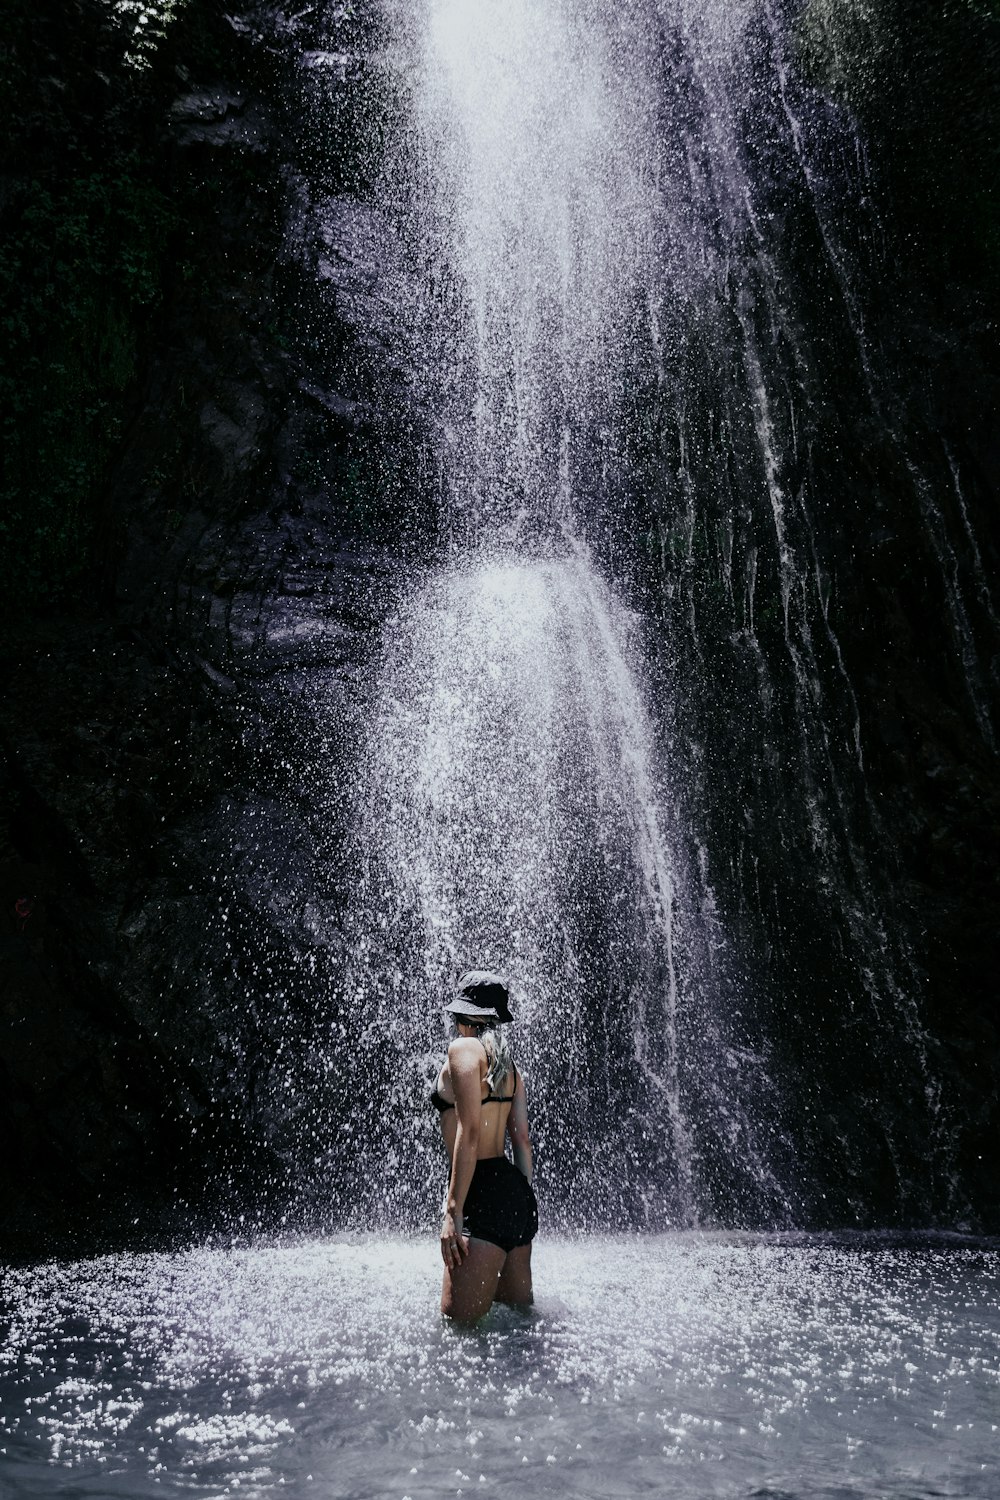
top-left (0, 162), bottom-right (176, 605)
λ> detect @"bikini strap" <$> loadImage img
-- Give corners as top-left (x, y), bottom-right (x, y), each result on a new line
top-left (484, 1062), bottom-right (518, 1104)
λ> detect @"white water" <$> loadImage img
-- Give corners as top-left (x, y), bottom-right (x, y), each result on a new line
top-left (332, 0), bottom-right (793, 1230)
top-left (342, 548), bottom-right (718, 1224)
top-left (365, 0), bottom-right (997, 1226)
top-left (406, 0), bottom-right (661, 532)
top-left (3, 1235), bottom-right (998, 1498)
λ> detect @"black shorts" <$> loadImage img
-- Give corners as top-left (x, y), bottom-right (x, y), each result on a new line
top-left (462, 1157), bottom-right (538, 1255)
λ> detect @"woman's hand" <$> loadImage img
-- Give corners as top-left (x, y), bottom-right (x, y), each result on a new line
top-left (440, 1210), bottom-right (469, 1270)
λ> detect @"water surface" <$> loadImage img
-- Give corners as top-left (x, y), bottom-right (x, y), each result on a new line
top-left (2, 1234), bottom-right (997, 1497)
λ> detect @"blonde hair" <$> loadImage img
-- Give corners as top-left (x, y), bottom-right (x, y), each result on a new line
top-left (463, 1021), bottom-right (514, 1094)
top-left (483, 1024), bottom-right (515, 1094)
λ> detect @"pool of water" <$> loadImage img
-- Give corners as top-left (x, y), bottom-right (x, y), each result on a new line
top-left (1, 1234), bottom-right (997, 1498)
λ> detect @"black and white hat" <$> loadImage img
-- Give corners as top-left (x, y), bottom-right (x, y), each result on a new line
top-left (444, 969), bottom-right (513, 1025)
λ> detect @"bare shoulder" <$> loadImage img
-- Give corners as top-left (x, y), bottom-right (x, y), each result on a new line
top-left (447, 1035), bottom-right (486, 1068)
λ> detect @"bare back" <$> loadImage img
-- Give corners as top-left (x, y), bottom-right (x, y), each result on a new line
top-left (434, 1038), bottom-right (522, 1160)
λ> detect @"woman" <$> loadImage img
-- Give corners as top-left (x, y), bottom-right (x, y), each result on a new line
top-left (430, 970), bottom-right (537, 1322)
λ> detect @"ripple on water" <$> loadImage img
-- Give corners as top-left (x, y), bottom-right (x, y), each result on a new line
top-left (1, 1234), bottom-right (998, 1499)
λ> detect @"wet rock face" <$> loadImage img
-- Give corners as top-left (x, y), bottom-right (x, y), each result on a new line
top-left (0, 0), bottom-right (434, 1254)
top-left (615, 1), bottom-right (1000, 1228)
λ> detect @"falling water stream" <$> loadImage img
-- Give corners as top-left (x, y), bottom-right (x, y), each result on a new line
top-left (4, 1), bottom-right (999, 1496)
top-left (402, 0), bottom-right (661, 536)
top-left (328, 0), bottom-right (794, 1229)
top-left (338, 545), bottom-right (788, 1230)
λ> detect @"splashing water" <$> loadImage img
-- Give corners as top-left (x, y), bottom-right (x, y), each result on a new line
top-left (333, 545), bottom-right (790, 1230)
top-left (3, 1235), bottom-right (998, 1498)
top-left (304, 0), bottom-right (806, 1230)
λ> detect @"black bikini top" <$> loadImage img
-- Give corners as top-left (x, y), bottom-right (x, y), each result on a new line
top-left (430, 1066), bottom-right (518, 1114)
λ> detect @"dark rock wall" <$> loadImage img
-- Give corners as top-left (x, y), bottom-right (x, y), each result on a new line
top-left (790, 0), bottom-right (1000, 1223)
top-left (608, 0), bottom-right (1000, 1226)
top-left (0, 0), bottom-right (433, 1254)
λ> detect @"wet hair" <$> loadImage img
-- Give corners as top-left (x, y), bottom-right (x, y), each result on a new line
top-left (455, 1016), bottom-right (514, 1095)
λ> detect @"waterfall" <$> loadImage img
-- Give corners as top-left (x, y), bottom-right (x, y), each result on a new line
top-left (305, 0), bottom-right (795, 1232)
top-left (404, 0), bottom-right (660, 538)
top-left (286, 0), bottom-right (998, 1229)
top-left (335, 543), bottom-right (790, 1229)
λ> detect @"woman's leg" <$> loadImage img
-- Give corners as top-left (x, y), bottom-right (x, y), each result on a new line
top-left (441, 1237), bottom-right (507, 1323)
top-left (495, 1243), bottom-right (532, 1307)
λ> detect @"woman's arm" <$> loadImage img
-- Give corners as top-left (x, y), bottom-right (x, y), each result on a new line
top-left (441, 1038), bottom-right (482, 1269)
top-left (506, 1069), bottom-right (533, 1184)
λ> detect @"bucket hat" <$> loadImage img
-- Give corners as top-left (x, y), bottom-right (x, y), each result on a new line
top-left (445, 969), bottom-right (513, 1024)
